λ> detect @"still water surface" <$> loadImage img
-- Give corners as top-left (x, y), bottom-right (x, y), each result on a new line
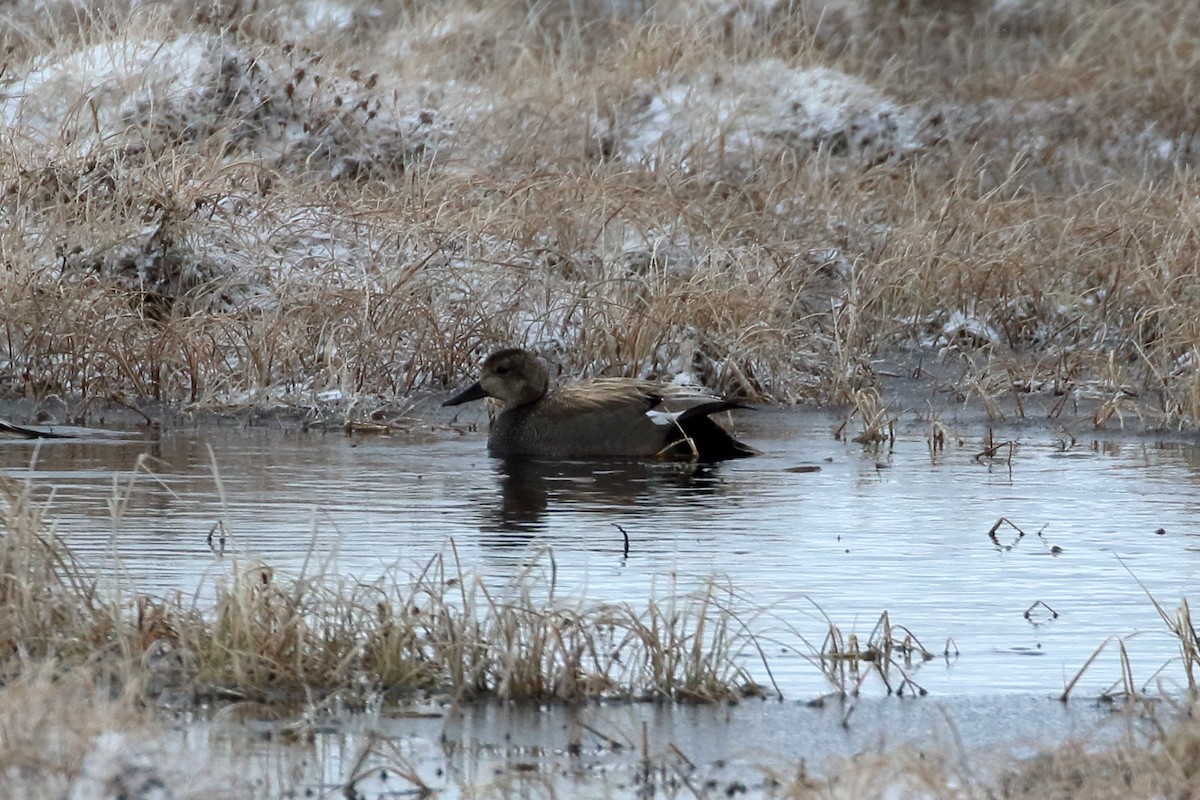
top-left (4, 410), bottom-right (1199, 698)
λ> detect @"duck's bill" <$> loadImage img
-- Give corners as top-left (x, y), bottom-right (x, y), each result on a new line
top-left (443, 382), bottom-right (487, 406)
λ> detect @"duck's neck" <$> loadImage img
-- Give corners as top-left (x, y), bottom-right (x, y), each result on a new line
top-left (510, 376), bottom-right (549, 407)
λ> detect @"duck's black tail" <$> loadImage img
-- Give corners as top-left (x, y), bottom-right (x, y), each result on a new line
top-left (665, 401), bottom-right (759, 461)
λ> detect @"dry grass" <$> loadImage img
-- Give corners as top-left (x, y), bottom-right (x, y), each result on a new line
top-left (0, 0), bottom-right (1195, 426)
top-left (815, 610), bottom-right (936, 697)
top-left (769, 697), bottom-right (1200, 799)
top-left (0, 472), bottom-right (119, 660)
top-left (0, 471), bottom-right (779, 705)
top-left (0, 663), bottom-right (250, 799)
top-left (1059, 559), bottom-right (1200, 702)
top-left (7, 468), bottom-right (1200, 796)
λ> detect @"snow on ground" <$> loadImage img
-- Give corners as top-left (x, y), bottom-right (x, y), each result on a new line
top-left (283, 0), bottom-right (364, 36)
top-left (0, 31), bottom-right (473, 175)
top-left (0, 36), bottom-right (214, 151)
top-left (615, 60), bottom-right (925, 169)
top-left (0, 28), bottom-right (492, 309)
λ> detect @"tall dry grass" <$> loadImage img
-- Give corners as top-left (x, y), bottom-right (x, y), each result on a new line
top-left (0, 470), bottom-right (777, 705)
top-left (0, 0), bottom-right (1198, 424)
top-left (0, 473), bottom-right (121, 660)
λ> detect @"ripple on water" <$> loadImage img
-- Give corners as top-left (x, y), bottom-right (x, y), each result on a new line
top-left (3, 412), bottom-right (1199, 697)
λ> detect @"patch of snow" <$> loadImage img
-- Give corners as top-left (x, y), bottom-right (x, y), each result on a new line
top-left (425, 9), bottom-right (498, 41)
top-left (683, 0), bottom-right (862, 40)
top-left (0, 32), bottom-right (477, 176)
top-left (670, 372), bottom-right (700, 387)
top-left (615, 60), bottom-right (924, 169)
top-left (947, 96), bottom-right (1200, 172)
top-left (0, 36), bottom-right (213, 150)
top-left (1115, 122), bottom-right (1200, 166)
top-left (294, 0), bottom-right (357, 33)
top-left (67, 731), bottom-right (171, 800)
top-left (940, 311), bottom-right (1001, 347)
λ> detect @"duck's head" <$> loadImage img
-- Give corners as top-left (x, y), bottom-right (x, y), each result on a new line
top-left (443, 348), bottom-right (550, 409)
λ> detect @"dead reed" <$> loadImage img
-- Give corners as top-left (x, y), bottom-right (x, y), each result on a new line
top-left (1060, 558), bottom-right (1200, 702)
top-left (818, 610), bottom-right (935, 698)
top-left (0, 472), bottom-right (779, 706)
top-left (0, 0), bottom-right (1197, 428)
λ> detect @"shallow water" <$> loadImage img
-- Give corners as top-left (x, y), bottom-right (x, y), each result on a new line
top-left (3, 410), bottom-right (1200, 699)
top-left (186, 693), bottom-right (1137, 798)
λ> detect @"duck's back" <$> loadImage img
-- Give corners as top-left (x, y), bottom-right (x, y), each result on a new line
top-left (486, 379), bottom-right (754, 460)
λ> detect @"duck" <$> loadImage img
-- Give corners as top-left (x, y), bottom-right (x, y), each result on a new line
top-left (443, 348), bottom-right (758, 460)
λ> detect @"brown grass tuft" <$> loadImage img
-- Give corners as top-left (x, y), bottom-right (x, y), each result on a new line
top-left (0, 475), bottom-right (780, 706)
top-left (0, 0), bottom-right (1195, 424)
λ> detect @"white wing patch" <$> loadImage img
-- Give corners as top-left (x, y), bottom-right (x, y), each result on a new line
top-left (646, 408), bottom-right (685, 426)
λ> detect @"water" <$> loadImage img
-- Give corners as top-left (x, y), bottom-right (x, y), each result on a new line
top-left (188, 694), bottom-right (1137, 798)
top-left (3, 410), bottom-right (1199, 698)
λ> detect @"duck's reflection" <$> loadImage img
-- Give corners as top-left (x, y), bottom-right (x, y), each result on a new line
top-left (478, 457), bottom-right (729, 543)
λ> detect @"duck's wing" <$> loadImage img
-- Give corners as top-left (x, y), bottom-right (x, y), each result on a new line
top-left (646, 393), bottom-right (752, 426)
top-left (514, 379), bottom-right (662, 458)
top-left (559, 379), bottom-right (748, 418)
top-left (553, 378), bottom-right (663, 412)
top-left (555, 379), bottom-right (758, 460)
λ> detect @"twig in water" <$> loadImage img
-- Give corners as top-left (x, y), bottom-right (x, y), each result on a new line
top-left (988, 517), bottom-right (1027, 549)
top-left (1024, 600), bottom-right (1059, 622)
top-left (206, 521), bottom-right (228, 556)
top-left (614, 523), bottom-right (630, 558)
top-left (1061, 636), bottom-right (1119, 701)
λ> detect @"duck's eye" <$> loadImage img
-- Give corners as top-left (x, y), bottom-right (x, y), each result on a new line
top-left (495, 366), bottom-right (510, 375)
